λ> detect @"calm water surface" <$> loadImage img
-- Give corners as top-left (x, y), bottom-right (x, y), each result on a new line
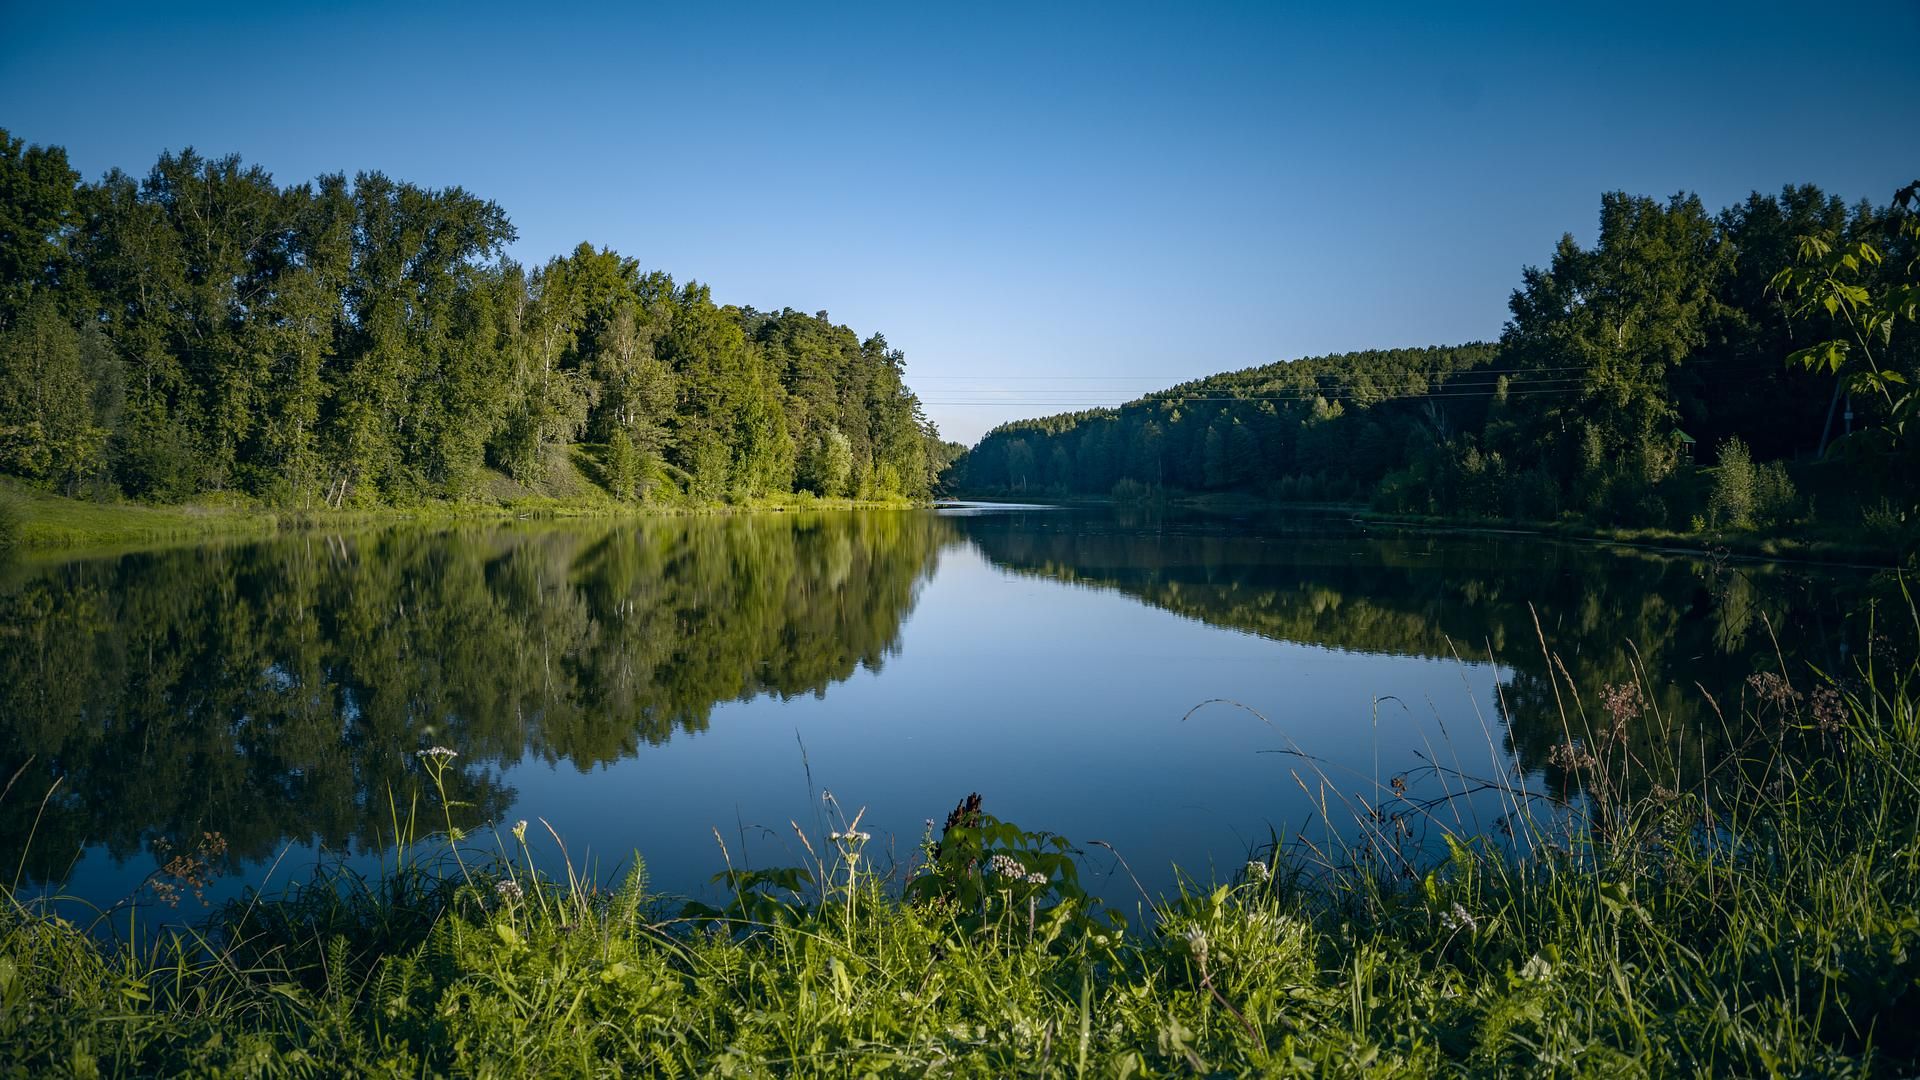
top-left (0, 505), bottom-right (1894, 917)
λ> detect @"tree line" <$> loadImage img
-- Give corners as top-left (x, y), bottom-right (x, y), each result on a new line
top-left (0, 128), bottom-right (961, 507)
top-left (958, 185), bottom-right (1920, 536)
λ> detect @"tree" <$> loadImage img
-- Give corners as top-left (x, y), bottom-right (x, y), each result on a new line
top-left (0, 129), bottom-right (81, 328)
top-left (1501, 193), bottom-right (1724, 512)
top-left (1770, 180), bottom-right (1920, 465)
top-left (0, 303), bottom-right (112, 492)
top-left (1708, 437), bottom-right (1756, 528)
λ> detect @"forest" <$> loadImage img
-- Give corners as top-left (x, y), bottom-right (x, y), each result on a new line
top-left (957, 184), bottom-right (1920, 541)
top-left (0, 128), bottom-right (961, 509)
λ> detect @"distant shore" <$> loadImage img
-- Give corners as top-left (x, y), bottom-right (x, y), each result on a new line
top-left (948, 489), bottom-right (1915, 569)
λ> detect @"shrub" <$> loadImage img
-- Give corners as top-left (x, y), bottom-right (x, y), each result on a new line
top-left (1709, 437), bottom-right (1757, 528)
top-left (1754, 461), bottom-right (1800, 525)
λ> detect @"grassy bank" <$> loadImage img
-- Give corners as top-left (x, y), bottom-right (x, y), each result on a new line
top-left (0, 479), bottom-right (920, 556)
top-left (5, 625), bottom-right (1918, 1075)
top-left (1345, 507), bottom-right (1914, 570)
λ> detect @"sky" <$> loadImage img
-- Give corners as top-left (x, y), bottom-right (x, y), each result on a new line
top-left (3, 2), bottom-right (1916, 444)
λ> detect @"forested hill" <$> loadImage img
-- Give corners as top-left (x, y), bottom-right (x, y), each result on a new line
top-left (956, 186), bottom-right (1920, 539)
top-left (0, 128), bottom-right (964, 508)
top-left (960, 344), bottom-right (1497, 501)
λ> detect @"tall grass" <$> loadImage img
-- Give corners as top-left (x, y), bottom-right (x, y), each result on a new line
top-left (0, 489), bottom-right (17, 553)
top-left (4, 619), bottom-right (1918, 1075)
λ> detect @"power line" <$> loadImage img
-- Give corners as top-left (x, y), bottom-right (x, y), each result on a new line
top-left (907, 355), bottom-right (1781, 381)
top-left (922, 388), bottom-right (1594, 406)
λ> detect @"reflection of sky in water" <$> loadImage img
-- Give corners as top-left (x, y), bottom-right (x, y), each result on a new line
top-left (542, 543), bottom-right (1516, 909)
top-left (47, 538), bottom-right (1511, 924)
top-left (15, 507), bottom-right (1884, 930)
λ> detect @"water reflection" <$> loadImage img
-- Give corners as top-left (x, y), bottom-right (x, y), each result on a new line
top-left (951, 507), bottom-right (1892, 798)
top-left (0, 505), bottom-right (1896, 904)
top-left (0, 512), bottom-right (954, 884)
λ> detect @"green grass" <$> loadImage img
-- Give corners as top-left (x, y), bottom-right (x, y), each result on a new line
top-left (0, 477), bottom-right (921, 556)
top-left (5, 620), bottom-right (1919, 1075)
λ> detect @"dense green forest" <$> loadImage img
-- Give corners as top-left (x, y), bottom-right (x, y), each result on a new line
top-left (958, 185), bottom-right (1919, 539)
top-left (0, 128), bottom-right (960, 508)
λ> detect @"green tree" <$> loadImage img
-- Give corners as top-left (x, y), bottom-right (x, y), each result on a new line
top-left (0, 129), bottom-right (81, 328)
top-left (0, 303), bottom-right (110, 491)
top-left (1770, 180), bottom-right (1920, 468)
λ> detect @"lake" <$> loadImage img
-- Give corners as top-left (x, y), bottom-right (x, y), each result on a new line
top-left (0, 504), bottom-right (1895, 920)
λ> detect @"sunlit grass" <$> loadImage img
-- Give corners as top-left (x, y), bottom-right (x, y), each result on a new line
top-left (0, 476), bottom-right (922, 554)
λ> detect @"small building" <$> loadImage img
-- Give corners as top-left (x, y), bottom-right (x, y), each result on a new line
top-left (1673, 428), bottom-right (1697, 465)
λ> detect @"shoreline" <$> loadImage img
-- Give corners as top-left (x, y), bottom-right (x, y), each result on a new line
top-left (1, 483), bottom-right (924, 560)
top-left (951, 489), bottom-right (1914, 570)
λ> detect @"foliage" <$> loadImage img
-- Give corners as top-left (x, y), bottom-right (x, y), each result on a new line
top-left (1709, 436), bottom-right (1757, 528)
top-left (0, 129), bottom-right (952, 509)
top-left (955, 183), bottom-right (1920, 534)
top-left (5, 629), bottom-right (1920, 1075)
top-left (1770, 179), bottom-right (1920, 461)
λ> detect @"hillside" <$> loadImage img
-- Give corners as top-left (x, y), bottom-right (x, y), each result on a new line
top-left (955, 186), bottom-right (1919, 543)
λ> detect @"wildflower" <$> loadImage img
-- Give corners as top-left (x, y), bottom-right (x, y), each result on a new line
top-left (987, 853), bottom-right (1026, 880)
top-left (1600, 682), bottom-right (1643, 727)
top-left (828, 830), bottom-right (872, 843)
top-left (1440, 902), bottom-right (1477, 934)
top-left (512, 819), bottom-right (529, 843)
top-left (1547, 741), bottom-right (1597, 771)
top-left (416, 746), bottom-right (459, 761)
top-left (495, 879), bottom-right (524, 903)
top-left (1025, 871), bottom-right (1048, 886)
top-left (1244, 860), bottom-right (1272, 884)
top-left (1811, 685), bottom-right (1847, 734)
top-left (1747, 672), bottom-right (1801, 708)
top-left (1182, 926), bottom-right (1210, 966)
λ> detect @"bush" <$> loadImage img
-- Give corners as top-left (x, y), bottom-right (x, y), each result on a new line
top-left (1709, 437), bottom-right (1757, 528)
top-left (1754, 461), bottom-right (1800, 525)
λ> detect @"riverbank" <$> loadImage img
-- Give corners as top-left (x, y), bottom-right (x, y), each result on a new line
top-left (954, 489), bottom-right (1916, 569)
top-left (0, 480), bottom-right (921, 557)
top-left (5, 637), bottom-right (1915, 1075)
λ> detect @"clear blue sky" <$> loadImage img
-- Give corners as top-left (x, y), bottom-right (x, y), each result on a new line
top-left (4, 1), bottom-right (1916, 443)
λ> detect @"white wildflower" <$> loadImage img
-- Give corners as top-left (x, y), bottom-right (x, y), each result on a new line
top-left (1245, 860), bottom-right (1272, 884)
top-left (1182, 925), bottom-right (1209, 965)
top-left (987, 854), bottom-right (1025, 880)
top-left (1025, 871), bottom-right (1048, 886)
top-left (495, 879), bottom-right (523, 903)
top-left (416, 746), bottom-right (458, 760)
top-left (1439, 902), bottom-right (1478, 934)
top-left (511, 819), bottom-right (529, 843)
